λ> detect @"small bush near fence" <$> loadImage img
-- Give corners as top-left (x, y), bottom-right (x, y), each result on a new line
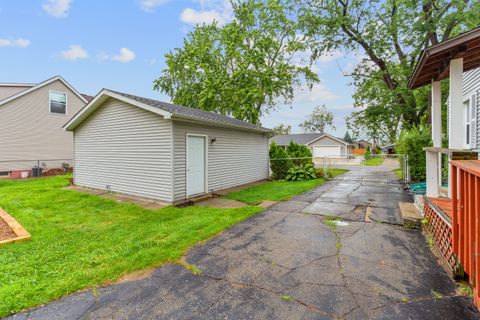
top-left (286, 163), bottom-right (317, 181)
top-left (269, 142), bottom-right (292, 180)
top-left (269, 142), bottom-right (316, 181)
top-left (396, 125), bottom-right (432, 181)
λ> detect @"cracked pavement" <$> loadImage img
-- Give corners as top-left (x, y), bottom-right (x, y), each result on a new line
top-left (6, 164), bottom-right (480, 320)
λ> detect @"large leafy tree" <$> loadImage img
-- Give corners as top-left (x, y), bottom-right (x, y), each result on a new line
top-left (272, 124), bottom-right (292, 135)
top-left (298, 0), bottom-right (480, 141)
top-left (300, 105), bottom-right (335, 133)
top-left (155, 0), bottom-right (319, 124)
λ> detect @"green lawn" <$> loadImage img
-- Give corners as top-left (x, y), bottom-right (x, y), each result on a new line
top-left (364, 157), bottom-right (384, 166)
top-left (225, 168), bottom-right (349, 204)
top-left (0, 176), bottom-right (262, 317)
top-left (393, 168), bottom-right (403, 179)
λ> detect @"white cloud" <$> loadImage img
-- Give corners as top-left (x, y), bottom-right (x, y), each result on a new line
top-left (139, 0), bottom-right (171, 12)
top-left (42, 0), bottom-right (71, 18)
top-left (96, 48), bottom-right (136, 63)
top-left (180, 8), bottom-right (225, 25)
top-left (0, 38), bottom-right (30, 48)
top-left (60, 45), bottom-right (88, 60)
top-left (294, 83), bottom-right (339, 103)
top-left (180, 0), bottom-right (232, 26)
top-left (112, 48), bottom-right (136, 63)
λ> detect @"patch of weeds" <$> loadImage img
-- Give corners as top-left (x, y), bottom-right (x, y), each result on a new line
top-left (431, 289), bottom-right (443, 300)
top-left (178, 260), bottom-right (202, 275)
top-left (323, 219), bottom-right (338, 232)
top-left (400, 297), bottom-right (409, 303)
top-left (403, 222), bottom-right (417, 229)
top-left (421, 218), bottom-right (429, 225)
top-left (91, 287), bottom-right (98, 297)
top-left (336, 241), bottom-right (343, 252)
top-left (458, 282), bottom-right (474, 298)
top-left (281, 294), bottom-right (294, 301)
top-left (426, 235), bottom-right (435, 249)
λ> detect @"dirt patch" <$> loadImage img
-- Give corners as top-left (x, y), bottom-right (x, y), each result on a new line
top-left (0, 216), bottom-right (17, 241)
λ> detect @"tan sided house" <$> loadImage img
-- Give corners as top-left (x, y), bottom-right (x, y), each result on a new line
top-left (270, 133), bottom-right (352, 158)
top-left (0, 76), bottom-right (88, 178)
top-left (64, 89), bottom-right (271, 204)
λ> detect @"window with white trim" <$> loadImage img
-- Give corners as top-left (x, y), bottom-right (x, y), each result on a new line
top-left (49, 91), bottom-right (67, 115)
top-left (464, 99), bottom-right (471, 148)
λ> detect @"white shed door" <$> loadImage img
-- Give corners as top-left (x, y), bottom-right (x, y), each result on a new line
top-left (313, 146), bottom-right (341, 158)
top-left (187, 135), bottom-right (206, 197)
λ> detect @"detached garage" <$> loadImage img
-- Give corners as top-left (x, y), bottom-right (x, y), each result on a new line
top-left (270, 133), bottom-right (352, 158)
top-left (64, 89), bottom-right (271, 204)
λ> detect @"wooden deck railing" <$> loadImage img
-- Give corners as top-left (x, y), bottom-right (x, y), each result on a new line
top-left (451, 160), bottom-right (480, 307)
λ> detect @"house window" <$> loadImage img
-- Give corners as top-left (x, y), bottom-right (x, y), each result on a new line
top-left (465, 99), bottom-right (471, 148)
top-left (49, 91), bottom-right (67, 115)
top-left (0, 171), bottom-right (10, 177)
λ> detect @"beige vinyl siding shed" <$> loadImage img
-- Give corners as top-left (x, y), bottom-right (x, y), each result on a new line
top-left (65, 90), bottom-right (271, 203)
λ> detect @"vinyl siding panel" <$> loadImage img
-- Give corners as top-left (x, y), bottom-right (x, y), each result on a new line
top-left (0, 86), bottom-right (30, 100)
top-left (462, 68), bottom-right (480, 150)
top-left (74, 98), bottom-right (173, 202)
top-left (173, 121), bottom-right (269, 202)
top-left (0, 80), bottom-right (86, 171)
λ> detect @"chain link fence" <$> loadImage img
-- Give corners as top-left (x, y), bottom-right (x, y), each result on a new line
top-left (269, 153), bottom-right (410, 183)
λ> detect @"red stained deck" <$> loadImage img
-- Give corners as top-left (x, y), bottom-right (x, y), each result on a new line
top-left (428, 197), bottom-right (453, 220)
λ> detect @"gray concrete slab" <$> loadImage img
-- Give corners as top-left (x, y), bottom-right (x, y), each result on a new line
top-left (7, 169), bottom-right (478, 320)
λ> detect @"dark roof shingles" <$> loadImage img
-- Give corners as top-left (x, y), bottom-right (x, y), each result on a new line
top-left (110, 90), bottom-right (271, 132)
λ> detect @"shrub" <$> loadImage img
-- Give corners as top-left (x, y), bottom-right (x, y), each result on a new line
top-left (316, 167), bottom-right (330, 179)
top-left (286, 141), bottom-right (313, 166)
top-left (286, 163), bottom-right (317, 181)
top-left (396, 125), bottom-right (432, 181)
top-left (365, 146), bottom-right (372, 159)
top-left (269, 142), bottom-right (291, 180)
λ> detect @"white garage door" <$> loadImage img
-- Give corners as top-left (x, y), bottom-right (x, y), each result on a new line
top-left (313, 146), bottom-right (341, 158)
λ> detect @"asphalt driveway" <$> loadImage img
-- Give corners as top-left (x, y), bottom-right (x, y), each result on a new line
top-left (6, 165), bottom-right (479, 319)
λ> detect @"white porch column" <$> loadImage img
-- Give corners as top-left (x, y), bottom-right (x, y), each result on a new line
top-left (431, 80), bottom-right (442, 147)
top-left (448, 58), bottom-right (464, 149)
top-left (426, 150), bottom-right (439, 197)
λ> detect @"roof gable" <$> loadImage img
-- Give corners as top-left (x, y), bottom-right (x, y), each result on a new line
top-left (64, 89), bottom-right (271, 133)
top-left (0, 76), bottom-right (88, 106)
top-left (306, 133), bottom-right (350, 146)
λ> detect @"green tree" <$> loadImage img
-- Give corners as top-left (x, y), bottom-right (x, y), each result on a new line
top-left (343, 131), bottom-right (353, 143)
top-left (272, 124), bottom-right (292, 135)
top-left (298, 0), bottom-right (480, 133)
top-left (155, 0), bottom-right (319, 124)
top-left (300, 105), bottom-right (335, 133)
top-left (396, 126), bottom-right (433, 181)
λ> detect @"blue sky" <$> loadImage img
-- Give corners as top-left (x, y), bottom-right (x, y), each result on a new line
top-left (0, 0), bottom-right (358, 136)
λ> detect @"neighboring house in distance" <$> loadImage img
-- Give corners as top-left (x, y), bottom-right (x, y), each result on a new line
top-left (352, 139), bottom-right (373, 150)
top-left (270, 133), bottom-right (352, 158)
top-left (64, 89), bottom-right (271, 204)
top-left (0, 76), bottom-right (88, 178)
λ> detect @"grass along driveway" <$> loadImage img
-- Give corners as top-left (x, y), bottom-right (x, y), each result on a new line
top-left (224, 168), bottom-right (348, 204)
top-left (0, 176), bottom-right (262, 317)
top-left (364, 157), bottom-right (384, 166)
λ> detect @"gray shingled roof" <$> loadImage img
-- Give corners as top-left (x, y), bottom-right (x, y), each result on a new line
top-left (110, 90), bottom-right (271, 133)
top-left (271, 133), bottom-right (350, 146)
top-left (270, 133), bottom-right (325, 146)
